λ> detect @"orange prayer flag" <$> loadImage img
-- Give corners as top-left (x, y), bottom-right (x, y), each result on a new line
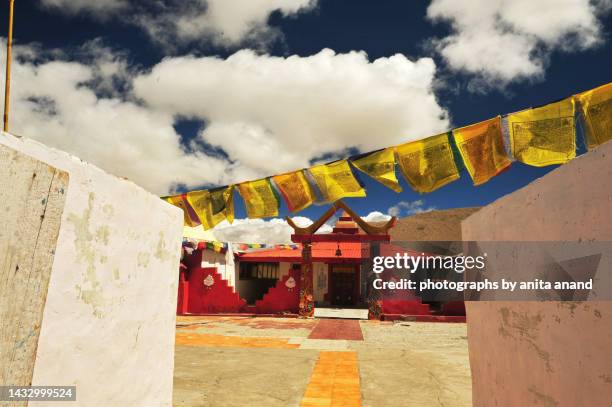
top-left (272, 170), bottom-right (315, 212)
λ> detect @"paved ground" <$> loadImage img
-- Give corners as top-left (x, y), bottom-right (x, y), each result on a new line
top-left (173, 316), bottom-right (471, 407)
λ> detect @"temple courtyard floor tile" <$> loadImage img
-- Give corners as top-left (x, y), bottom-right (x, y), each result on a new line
top-left (173, 316), bottom-right (471, 407)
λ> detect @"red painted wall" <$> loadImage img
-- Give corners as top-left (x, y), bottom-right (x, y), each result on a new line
top-left (382, 300), bottom-right (431, 315)
top-left (184, 267), bottom-right (246, 314)
top-left (441, 301), bottom-right (466, 316)
top-left (378, 268), bottom-right (431, 315)
top-left (177, 269), bottom-right (189, 314)
top-left (255, 268), bottom-right (301, 314)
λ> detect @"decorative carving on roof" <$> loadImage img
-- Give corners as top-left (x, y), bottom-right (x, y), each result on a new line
top-left (286, 200), bottom-right (396, 236)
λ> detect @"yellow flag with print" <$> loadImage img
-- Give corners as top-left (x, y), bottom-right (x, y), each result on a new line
top-left (576, 82), bottom-right (612, 149)
top-left (186, 186), bottom-right (234, 230)
top-left (165, 194), bottom-right (200, 227)
top-left (395, 133), bottom-right (459, 193)
top-left (508, 97), bottom-right (576, 166)
top-left (308, 159), bottom-right (366, 203)
top-left (237, 179), bottom-right (279, 219)
top-left (453, 116), bottom-right (511, 186)
top-left (351, 148), bottom-right (402, 192)
top-left (272, 170), bottom-right (315, 212)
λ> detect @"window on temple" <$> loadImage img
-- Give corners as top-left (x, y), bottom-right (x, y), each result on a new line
top-left (239, 262), bottom-right (280, 280)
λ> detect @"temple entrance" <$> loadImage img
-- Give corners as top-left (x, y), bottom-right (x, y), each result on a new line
top-left (329, 265), bottom-right (359, 306)
top-left (285, 200), bottom-right (396, 317)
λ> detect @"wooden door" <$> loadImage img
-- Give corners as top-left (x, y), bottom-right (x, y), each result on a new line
top-left (330, 265), bottom-right (357, 306)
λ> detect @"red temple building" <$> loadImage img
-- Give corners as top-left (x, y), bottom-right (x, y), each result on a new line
top-left (177, 201), bottom-right (465, 321)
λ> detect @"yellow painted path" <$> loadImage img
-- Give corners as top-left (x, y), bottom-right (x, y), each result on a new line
top-left (175, 331), bottom-right (299, 349)
top-left (300, 351), bottom-right (361, 407)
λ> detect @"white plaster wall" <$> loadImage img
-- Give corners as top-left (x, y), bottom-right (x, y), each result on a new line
top-left (225, 243), bottom-right (236, 289)
top-left (234, 257), bottom-right (242, 296)
top-left (201, 250), bottom-right (226, 274)
top-left (0, 133), bottom-right (183, 407)
top-left (201, 248), bottom-right (236, 290)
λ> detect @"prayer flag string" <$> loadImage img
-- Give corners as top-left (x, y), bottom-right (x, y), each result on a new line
top-left (164, 82), bottom-right (612, 228)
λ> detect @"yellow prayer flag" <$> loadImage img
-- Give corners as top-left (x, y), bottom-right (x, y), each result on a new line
top-left (351, 148), bottom-right (402, 192)
top-left (308, 159), bottom-right (366, 202)
top-left (508, 97), bottom-right (576, 166)
top-left (186, 186), bottom-right (234, 230)
top-left (209, 186), bottom-right (234, 226)
top-left (272, 170), bottom-right (315, 212)
top-left (395, 133), bottom-right (460, 193)
top-left (576, 82), bottom-right (612, 149)
top-left (237, 179), bottom-right (279, 219)
top-left (453, 116), bottom-right (511, 186)
top-left (165, 194), bottom-right (200, 227)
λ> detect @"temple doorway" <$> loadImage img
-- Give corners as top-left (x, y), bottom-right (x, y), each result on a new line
top-left (329, 264), bottom-right (359, 306)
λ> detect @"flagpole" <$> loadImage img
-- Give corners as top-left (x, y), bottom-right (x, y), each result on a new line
top-left (3, 0), bottom-right (15, 132)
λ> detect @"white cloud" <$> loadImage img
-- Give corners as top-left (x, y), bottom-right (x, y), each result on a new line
top-left (213, 218), bottom-right (297, 244)
top-left (388, 200), bottom-right (436, 217)
top-left (133, 49), bottom-right (449, 181)
top-left (3, 40), bottom-right (227, 195)
top-left (212, 211), bottom-right (389, 243)
top-left (363, 211), bottom-right (392, 223)
top-left (143, 0), bottom-right (317, 49)
top-left (40, 0), bottom-right (318, 49)
top-left (427, 0), bottom-right (611, 86)
top-left (5, 41), bottom-right (449, 196)
top-left (41, 0), bottom-right (127, 16)
top-left (213, 216), bottom-right (332, 244)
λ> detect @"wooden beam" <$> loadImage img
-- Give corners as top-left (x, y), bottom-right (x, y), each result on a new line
top-left (286, 201), bottom-right (340, 235)
top-left (286, 200), bottom-right (396, 237)
top-left (335, 200), bottom-right (396, 235)
top-left (3, 0), bottom-right (14, 132)
top-left (291, 234), bottom-right (390, 243)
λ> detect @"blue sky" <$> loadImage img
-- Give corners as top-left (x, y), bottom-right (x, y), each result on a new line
top-left (1, 1), bottom-right (611, 239)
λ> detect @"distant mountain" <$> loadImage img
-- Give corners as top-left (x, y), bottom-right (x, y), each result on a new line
top-left (389, 207), bottom-right (481, 242)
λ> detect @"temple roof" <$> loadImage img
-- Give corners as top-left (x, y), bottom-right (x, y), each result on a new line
top-left (237, 241), bottom-right (366, 263)
top-left (239, 202), bottom-right (399, 262)
top-left (333, 210), bottom-right (361, 234)
top-left (237, 241), bottom-right (428, 263)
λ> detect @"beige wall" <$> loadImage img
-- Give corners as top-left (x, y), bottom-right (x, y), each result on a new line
top-left (313, 262), bottom-right (328, 302)
top-left (280, 261), bottom-right (292, 279)
top-left (1, 143), bottom-right (68, 399)
top-left (462, 141), bottom-right (612, 407)
top-left (1, 133), bottom-right (183, 407)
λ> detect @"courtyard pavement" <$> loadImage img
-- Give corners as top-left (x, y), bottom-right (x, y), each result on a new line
top-left (173, 316), bottom-right (471, 407)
